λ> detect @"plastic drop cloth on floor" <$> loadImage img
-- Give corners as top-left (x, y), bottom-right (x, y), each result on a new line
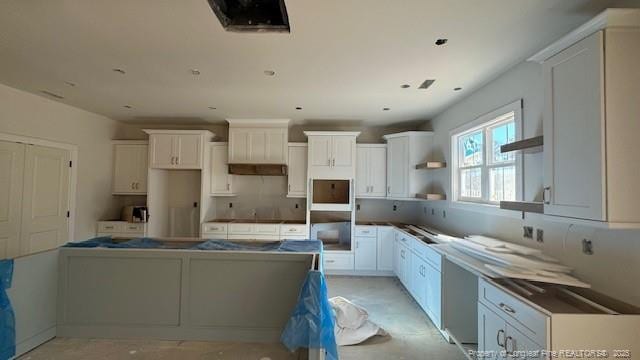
top-left (329, 296), bottom-right (388, 346)
top-left (0, 259), bottom-right (15, 360)
top-left (281, 270), bottom-right (338, 360)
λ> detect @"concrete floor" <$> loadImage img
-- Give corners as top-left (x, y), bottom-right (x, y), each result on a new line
top-left (19, 276), bottom-right (465, 360)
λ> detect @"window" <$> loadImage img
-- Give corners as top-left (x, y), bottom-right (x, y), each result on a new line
top-left (451, 100), bottom-right (522, 207)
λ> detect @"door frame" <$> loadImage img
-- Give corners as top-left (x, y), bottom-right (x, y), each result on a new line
top-left (0, 132), bottom-right (78, 243)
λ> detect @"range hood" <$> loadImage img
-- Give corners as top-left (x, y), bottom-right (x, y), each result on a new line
top-left (228, 164), bottom-right (287, 176)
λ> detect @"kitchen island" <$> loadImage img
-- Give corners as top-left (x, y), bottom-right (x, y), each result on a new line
top-left (56, 238), bottom-right (323, 355)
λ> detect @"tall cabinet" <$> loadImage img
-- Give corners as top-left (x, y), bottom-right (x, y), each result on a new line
top-left (356, 144), bottom-right (386, 198)
top-left (530, 10), bottom-right (640, 225)
top-left (287, 143), bottom-right (308, 198)
top-left (209, 142), bottom-right (234, 196)
top-left (383, 132), bottom-right (432, 200)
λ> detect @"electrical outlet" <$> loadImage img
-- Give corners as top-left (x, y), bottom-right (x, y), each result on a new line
top-left (229, 202), bottom-right (233, 208)
top-left (442, 210), bottom-right (446, 218)
top-left (423, 206), bottom-right (427, 214)
top-left (582, 239), bottom-right (594, 255)
top-left (393, 205), bottom-right (397, 211)
top-left (295, 203), bottom-right (299, 209)
top-left (356, 204), bottom-right (361, 211)
top-left (431, 208), bottom-right (435, 216)
top-left (523, 226), bottom-right (533, 239)
top-left (536, 229), bottom-right (544, 243)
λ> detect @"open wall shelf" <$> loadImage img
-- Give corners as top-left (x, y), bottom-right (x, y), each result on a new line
top-left (500, 136), bottom-right (543, 153)
top-left (415, 161), bottom-right (446, 170)
top-left (416, 193), bottom-right (446, 201)
top-left (500, 201), bottom-right (543, 214)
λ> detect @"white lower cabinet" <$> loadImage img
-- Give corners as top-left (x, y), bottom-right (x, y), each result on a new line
top-left (323, 253), bottom-right (354, 271)
top-left (354, 237), bottom-right (377, 271)
top-left (97, 221), bottom-right (147, 238)
top-left (424, 262), bottom-right (442, 328)
top-left (376, 226), bottom-right (394, 271)
top-left (201, 222), bottom-right (228, 239)
top-left (478, 302), bottom-right (544, 359)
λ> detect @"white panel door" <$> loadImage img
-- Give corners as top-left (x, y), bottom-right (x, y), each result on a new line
top-left (354, 237), bottom-right (377, 271)
top-left (387, 137), bottom-right (407, 198)
top-left (331, 136), bottom-right (355, 174)
top-left (355, 147), bottom-right (369, 197)
top-left (0, 141), bottom-right (25, 259)
top-left (264, 129), bottom-right (287, 164)
top-left (478, 303), bottom-right (507, 360)
top-left (20, 145), bottom-right (70, 255)
top-left (175, 134), bottom-right (202, 169)
top-left (149, 134), bottom-right (175, 168)
top-left (368, 146), bottom-right (387, 198)
top-left (543, 31), bottom-right (605, 221)
top-left (376, 227), bottom-right (394, 271)
top-left (287, 145), bottom-right (307, 197)
top-left (113, 144), bottom-right (147, 194)
top-left (210, 143), bottom-right (233, 195)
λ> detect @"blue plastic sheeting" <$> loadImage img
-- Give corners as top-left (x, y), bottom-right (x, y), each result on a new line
top-left (0, 260), bottom-right (15, 360)
top-left (281, 270), bottom-right (338, 360)
top-left (193, 239), bottom-right (323, 253)
top-left (63, 236), bottom-right (163, 249)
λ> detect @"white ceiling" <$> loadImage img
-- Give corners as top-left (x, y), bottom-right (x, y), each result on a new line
top-left (0, 0), bottom-right (631, 125)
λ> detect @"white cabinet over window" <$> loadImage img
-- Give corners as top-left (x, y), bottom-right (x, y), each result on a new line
top-left (529, 12), bottom-right (640, 225)
top-left (287, 143), bottom-right (307, 198)
top-left (209, 142), bottom-right (234, 196)
top-left (144, 130), bottom-right (213, 170)
top-left (305, 131), bottom-right (360, 179)
top-left (112, 141), bottom-right (148, 195)
top-left (227, 119), bottom-right (289, 165)
top-left (356, 144), bottom-right (387, 198)
top-left (383, 132), bottom-right (432, 199)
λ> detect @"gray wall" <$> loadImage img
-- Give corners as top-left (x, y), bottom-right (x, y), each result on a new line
top-left (418, 60), bottom-right (640, 307)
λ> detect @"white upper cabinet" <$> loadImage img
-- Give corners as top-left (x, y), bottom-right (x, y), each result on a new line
top-left (356, 144), bottom-right (387, 198)
top-left (209, 142), bottom-right (234, 196)
top-left (383, 132), bottom-right (432, 199)
top-left (304, 131), bottom-right (360, 179)
top-left (533, 12), bottom-right (640, 225)
top-left (227, 119), bottom-right (289, 165)
top-left (112, 141), bottom-right (148, 195)
top-left (145, 130), bottom-right (213, 170)
top-left (287, 143), bottom-right (307, 198)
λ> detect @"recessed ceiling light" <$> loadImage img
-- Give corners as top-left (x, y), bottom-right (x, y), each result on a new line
top-left (112, 68), bottom-right (126, 74)
top-left (383, 107), bottom-right (391, 111)
top-left (400, 84), bottom-right (410, 89)
top-left (264, 70), bottom-right (276, 76)
top-left (191, 69), bottom-right (201, 76)
top-left (64, 81), bottom-right (76, 87)
top-left (454, 87), bottom-right (462, 91)
top-left (123, 105), bottom-right (133, 109)
top-left (295, 107), bottom-right (303, 110)
top-left (435, 38), bottom-right (448, 46)
top-left (419, 79), bottom-right (436, 89)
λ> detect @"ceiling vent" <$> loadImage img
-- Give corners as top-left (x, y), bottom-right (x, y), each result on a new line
top-left (207, 0), bottom-right (290, 33)
top-left (418, 79), bottom-right (436, 90)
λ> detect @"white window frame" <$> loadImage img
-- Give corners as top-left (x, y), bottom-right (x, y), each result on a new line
top-left (450, 100), bottom-right (523, 213)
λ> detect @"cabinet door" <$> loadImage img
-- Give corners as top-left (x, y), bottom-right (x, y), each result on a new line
top-left (308, 135), bottom-right (332, 176)
top-left (149, 134), bottom-right (176, 168)
top-left (543, 31), bottom-right (605, 221)
top-left (387, 137), bottom-right (407, 198)
top-left (331, 136), bottom-right (355, 176)
top-left (506, 324), bottom-right (544, 359)
top-left (401, 245), bottom-right (411, 289)
top-left (264, 128), bottom-right (287, 164)
top-left (392, 235), bottom-right (399, 276)
top-left (354, 236), bottom-right (377, 271)
top-left (478, 303), bottom-right (506, 360)
top-left (368, 146), bottom-right (387, 197)
top-left (376, 227), bottom-right (394, 271)
top-left (411, 256), bottom-right (427, 308)
top-left (287, 145), bottom-right (307, 197)
top-left (355, 147), bottom-right (369, 197)
top-left (135, 145), bottom-right (148, 193)
top-left (425, 263), bottom-right (442, 328)
top-left (228, 128), bottom-right (250, 163)
top-left (210, 143), bottom-right (233, 195)
top-left (113, 145), bottom-right (141, 194)
top-left (175, 134), bottom-right (202, 169)
top-left (0, 141), bottom-right (25, 259)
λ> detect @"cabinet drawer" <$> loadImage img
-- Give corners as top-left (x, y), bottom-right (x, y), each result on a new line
top-left (202, 223), bottom-right (228, 234)
top-left (479, 278), bottom-right (548, 346)
top-left (123, 223), bottom-right (146, 233)
top-left (228, 223), bottom-right (254, 234)
top-left (280, 224), bottom-right (307, 236)
top-left (323, 253), bottom-right (354, 271)
top-left (355, 226), bottom-right (377, 237)
top-left (254, 224), bottom-right (279, 235)
top-left (396, 231), bottom-right (411, 246)
top-left (97, 222), bottom-right (123, 233)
